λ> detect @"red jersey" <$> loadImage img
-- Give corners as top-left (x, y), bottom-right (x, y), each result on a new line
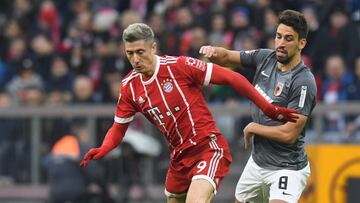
top-left (114, 55), bottom-right (222, 158)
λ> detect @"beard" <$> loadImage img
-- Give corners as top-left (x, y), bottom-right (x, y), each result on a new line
top-left (276, 54), bottom-right (293, 64)
top-left (276, 48), bottom-right (294, 65)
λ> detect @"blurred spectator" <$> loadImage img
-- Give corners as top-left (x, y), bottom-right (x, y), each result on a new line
top-left (43, 123), bottom-right (112, 203)
top-left (45, 56), bottom-right (75, 93)
top-left (6, 58), bottom-right (44, 104)
top-left (208, 13), bottom-right (233, 48)
top-left (3, 38), bottom-right (29, 84)
top-left (301, 5), bottom-right (320, 61)
top-left (346, 56), bottom-right (360, 139)
top-left (173, 7), bottom-right (194, 55)
top-left (114, 41), bottom-right (132, 76)
top-left (22, 86), bottom-right (44, 107)
top-left (229, 6), bottom-right (259, 51)
top-left (38, 0), bottom-right (61, 48)
top-left (312, 8), bottom-right (360, 73)
top-left (31, 34), bottom-right (56, 79)
top-left (119, 9), bottom-right (142, 31)
top-left (189, 0), bottom-right (212, 28)
top-left (72, 75), bottom-right (97, 103)
top-left (148, 13), bottom-right (168, 54)
top-left (186, 26), bottom-right (207, 58)
top-left (322, 55), bottom-right (354, 134)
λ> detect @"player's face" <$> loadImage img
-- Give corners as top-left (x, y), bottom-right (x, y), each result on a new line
top-left (124, 39), bottom-right (157, 76)
top-left (275, 24), bottom-right (306, 64)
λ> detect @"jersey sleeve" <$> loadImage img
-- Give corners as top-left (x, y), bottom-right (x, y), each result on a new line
top-left (240, 49), bottom-right (273, 69)
top-left (114, 82), bottom-right (137, 124)
top-left (288, 72), bottom-right (317, 116)
top-left (178, 56), bottom-right (213, 86)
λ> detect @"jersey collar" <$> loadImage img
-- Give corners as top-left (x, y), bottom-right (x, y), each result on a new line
top-left (141, 55), bottom-right (160, 85)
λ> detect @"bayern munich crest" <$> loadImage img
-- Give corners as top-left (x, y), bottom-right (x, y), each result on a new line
top-left (162, 79), bottom-right (173, 93)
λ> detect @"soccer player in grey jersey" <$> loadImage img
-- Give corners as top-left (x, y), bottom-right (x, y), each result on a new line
top-left (199, 10), bottom-right (317, 203)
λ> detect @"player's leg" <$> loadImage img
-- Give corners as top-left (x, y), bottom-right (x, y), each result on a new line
top-left (235, 156), bottom-right (266, 203)
top-left (185, 134), bottom-right (232, 203)
top-left (167, 194), bottom-right (186, 203)
top-left (165, 168), bottom-right (188, 203)
top-left (266, 163), bottom-right (310, 203)
top-left (186, 179), bottom-right (214, 203)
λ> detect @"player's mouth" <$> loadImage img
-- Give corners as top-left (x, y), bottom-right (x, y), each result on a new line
top-left (276, 48), bottom-right (287, 58)
top-left (134, 64), bottom-right (143, 71)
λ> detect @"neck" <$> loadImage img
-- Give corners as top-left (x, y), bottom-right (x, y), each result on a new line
top-left (143, 55), bottom-right (157, 78)
top-left (277, 53), bottom-right (301, 72)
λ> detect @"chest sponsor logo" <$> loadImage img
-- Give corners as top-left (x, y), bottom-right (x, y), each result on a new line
top-left (161, 79), bottom-right (173, 93)
top-left (274, 82), bottom-right (284, 96)
top-left (255, 84), bottom-right (273, 103)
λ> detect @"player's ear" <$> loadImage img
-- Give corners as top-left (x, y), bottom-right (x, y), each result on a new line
top-left (299, 38), bottom-right (306, 50)
top-left (151, 41), bottom-right (157, 54)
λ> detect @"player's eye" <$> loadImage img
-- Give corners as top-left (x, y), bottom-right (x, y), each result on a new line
top-left (285, 36), bottom-right (294, 41)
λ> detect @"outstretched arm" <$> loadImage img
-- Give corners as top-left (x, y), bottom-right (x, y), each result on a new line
top-left (80, 122), bottom-right (129, 167)
top-left (210, 64), bottom-right (298, 122)
top-left (199, 46), bottom-right (241, 67)
top-left (243, 114), bottom-right (307, 148)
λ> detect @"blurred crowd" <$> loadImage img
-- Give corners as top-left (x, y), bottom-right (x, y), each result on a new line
top-left (0, 0), bottom-right (360, 201)
top-left (0, 0), bottom-right (359, 106)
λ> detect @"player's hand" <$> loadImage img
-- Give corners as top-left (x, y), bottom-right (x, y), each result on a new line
top-left (199, 45), bottom-right (218, 58)
top-left (263, 105), bottom-right (299, 123)
top-left (79, 147), bottom-right (107, 168)
top-left (243, 123), bottom-right (255, 149)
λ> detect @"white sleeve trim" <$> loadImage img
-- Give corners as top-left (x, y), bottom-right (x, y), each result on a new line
top-left (203, 63), bottom-right (213, 86)
top-left (114, 115), bottom-right (134, 124)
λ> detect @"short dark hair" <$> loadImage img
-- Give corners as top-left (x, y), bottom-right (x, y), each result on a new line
top-left (278, 10), bottom-right (308, 39)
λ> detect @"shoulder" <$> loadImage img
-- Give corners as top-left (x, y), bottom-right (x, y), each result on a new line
top-left (159, 55), bottom-right (181, 65)
top-left (292, 68), bottom-right (317, 90)
top-left (240, 48), bottom-right (275, 63)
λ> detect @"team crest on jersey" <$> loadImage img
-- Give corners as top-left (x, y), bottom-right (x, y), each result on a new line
top-left (274, 82), bottom-right (284, 96)
top-left (161, 79), bottom-right (173, 93)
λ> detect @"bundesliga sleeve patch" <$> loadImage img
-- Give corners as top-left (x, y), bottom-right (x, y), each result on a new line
top-left (185, 57), bottom-right (206, 71)
top-left (298, 86), bottom-right (307, 108)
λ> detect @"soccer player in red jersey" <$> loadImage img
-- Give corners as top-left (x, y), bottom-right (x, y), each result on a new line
top-left (80, 23), bottom-right (298, 203)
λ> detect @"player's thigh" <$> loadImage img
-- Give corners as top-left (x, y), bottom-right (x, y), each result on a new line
top-left (235, 156), bottom-right (265, 203)
top-left (186, 179), bottom-right (214, 203)
top-left (268, 163), bottom-right (310, 203)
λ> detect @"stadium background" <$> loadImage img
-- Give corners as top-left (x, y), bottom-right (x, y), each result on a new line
top-left (0, 0), bottom-right (360, 202)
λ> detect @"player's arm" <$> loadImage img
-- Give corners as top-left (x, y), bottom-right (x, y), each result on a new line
top-left (243, 114), bottom-right (307, 148)
top-left (199, 46), bottom-right (241, 67)
top-left (210, 64), bottom-right (298, 123)
top-left (80, 122), bottom-right (129, 167)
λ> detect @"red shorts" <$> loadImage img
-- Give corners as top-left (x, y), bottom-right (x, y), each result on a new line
top-left (164, 134), bottom-right (232, 197)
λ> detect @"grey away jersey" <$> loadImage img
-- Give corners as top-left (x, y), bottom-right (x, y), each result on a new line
top-left (240, 49), bottom-right (317, 170)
